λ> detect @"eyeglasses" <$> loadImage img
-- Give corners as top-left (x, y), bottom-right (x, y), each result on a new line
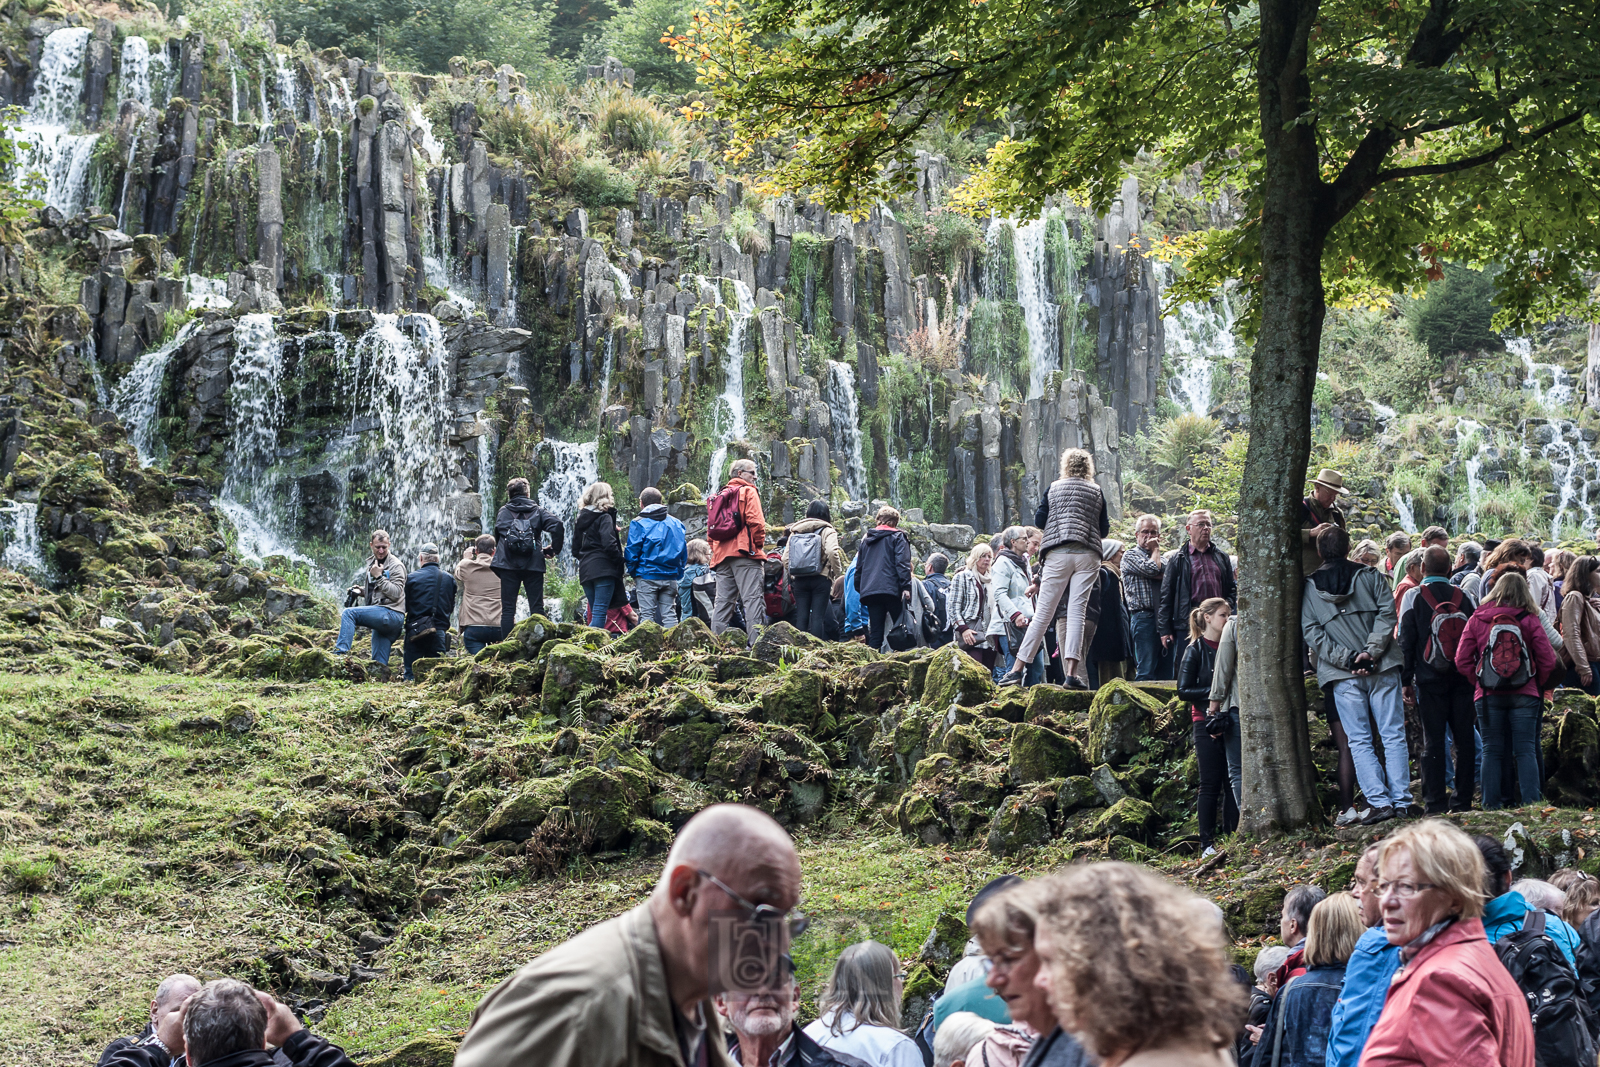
top-left (1376, 880), bottom-right (1439, 900)
top-left (699, 870), bottom-right (810, 937)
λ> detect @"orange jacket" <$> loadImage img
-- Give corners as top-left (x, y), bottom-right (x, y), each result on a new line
top-left (709, 478), bottom-right (766, 566)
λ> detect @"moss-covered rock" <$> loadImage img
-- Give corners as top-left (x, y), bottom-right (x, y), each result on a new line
top-left (922, 644), bottom-right (995, 709)
top-left (664, 615), bottom-right (719, 652)
top-left (1087, 679), bottom-right (1165, 765)
top-left (894, 790), bottom-right (948, 844)
top-left (1090, 764), bottom-right (1129, 805)
top-left (988, 793), bottom-right (1054, 855)
top-left (1092, 797), bottom-right (1157, 838)
top-left (610, 620), bottom-right (665, 660)
top-left (564, 766), bottom-right (649, 846)
top-left (1058, 775), bottom-right (1101, 813)
top-left (512, 614), bottom-right (580, 658)
top-left (651, 721), bottom-right (725, 779)
top-left (937, 722), bottom-right (989, 762)
top-left (913, 753), bottom-right (958, 780)
top-left (541, 642), bottom-right (605, 711)
top-left (287, 647), bottom-right (334, 680)
top-left (1026, 685), bottom-right (1095, 720)
top-left (760, 668), bottom-right (826, 732)
top-left (1550, 711), bottom-right (1600, 804)
top-left (717, 655), bottom-right (775, 681)
top-left (630, 816), bottom-right (674, 854)
top-left (751, 620), bottom-right (823, 663)
top-left (363, 1034), bottom-right (458, 1067)
top-left (888, 706), bottom-right (938, 780)
top-left (1009, 723), bottom-right (1087, 783)
top-left (845, 659), bottom-right (913, 714)
top-left (479, 776), bottom-right (569, 842)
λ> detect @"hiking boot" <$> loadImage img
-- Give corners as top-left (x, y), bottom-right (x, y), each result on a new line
top-left (1363, 806), bottom-right (1396, 825)
top-left (1335, 806), bottom-right (1370, 828)
top-left (997, 666), bottom-right (1026, 688)
top-left (1065, 676), bottom-right (1089, 690)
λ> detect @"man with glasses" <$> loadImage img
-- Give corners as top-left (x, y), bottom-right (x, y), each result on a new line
top-left (456, 803), bottom-right (802, 1067)
top-left (1157, 509), bottom-right (1236, 669)
top-left (715, 956), bottom-right (851, 1067)
top-left (1324, 844), bottom-right (1403, 1067)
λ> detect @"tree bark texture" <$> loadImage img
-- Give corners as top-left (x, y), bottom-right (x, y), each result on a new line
top-left (1237, 0), bottom-right (1327, 831)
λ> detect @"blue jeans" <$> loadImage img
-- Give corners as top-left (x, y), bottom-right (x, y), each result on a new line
top-left (995, 633), bottom-right (1045, 684)
top-left (583, 578), bottom-right (617, 627)
top-left (1480, 693), bottom-right (1542, 809)
top-left (1329, 671), bottom-right (1412, 810)
top-left (1129, 610), bottom-right (1169, 680)
top-left (462, 625), bottom-right (503, 655)
top-left (336, 605), bottom-right (403, 664)
top-left (1443, 723), bottom-right (1484, 796)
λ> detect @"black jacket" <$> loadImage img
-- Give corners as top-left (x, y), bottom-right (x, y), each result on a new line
top-left (490, 494), bottom-right (564, 572)
top-left (573, 506), bottom-right (626, 585)
top-left (1158, 543), bottom-right (1238, 639)
top-left (728, 1027), bottom-right (852, 1066)
top-left (1019, 1027), bottom-right (1095, 1067)
top-left (1177, 636), bottom-right (1217, 708)
top-left (1089, 566), bottom-right (1131, 661)
top-left (404, 561), bottom-right (457, 637)
top-left (853, 526), bottom-right (912, 599)
top-left (102, 1030), bottom-right (355, 1067)
top-left (1400, 580), bottom-right (1475, 686)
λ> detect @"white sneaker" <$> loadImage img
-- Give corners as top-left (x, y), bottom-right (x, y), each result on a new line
top-left (1201, 846), bottom-right (1217, 858)
top-left (1335, 806), bottom-right (1370, 827)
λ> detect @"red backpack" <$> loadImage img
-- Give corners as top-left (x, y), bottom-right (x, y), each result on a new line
top-left (1419, 585), bottom-right (1470, 673)
top-left (1478, 612), bottom-right (1534, 691)
top-left (707, 485), bottom-right (746, 542)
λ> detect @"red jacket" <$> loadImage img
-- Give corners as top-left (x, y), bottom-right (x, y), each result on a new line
top-left (1451, 601), bottom-right (1559, 700)
top-left (1358, 918), bottom-right (1533, 1067)
top-left (708, 478), bottom-right (767, 566)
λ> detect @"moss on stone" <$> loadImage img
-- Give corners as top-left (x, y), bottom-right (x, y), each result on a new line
top-left (610, 620), bottom-right (665, 660)
top-left (651, 721), bottom-right (725, 779)
top-left (1087, 678), bottom-right (1165, 766)
top-left (540, 642), bottom-right (606, 712)
top-left (937, 722), bottom-right (988, 763)
top-left (718, 655), bottom-right (775, 681)
top-left (479, 776), bottom-right (569, 842)
top-left (630, 816), bottom-right (674, 854)
top-left (1092, 797), bottom-right (1157, 838)
top-left (894, 790), bottom-right (947, 844)
top-left (564, 766), bottom-right (648, 846)
top-left (1009, 722), bottom-right (1087, 783)
top-left (845, 659), bottom-right (912, 714)
top-left (913, 753), bottom-right (957, 781)
top-left (664, 615), bottom-right (719, 652)
top-left (760, 668), bottom-right (826, 732)
top-left (363, 1034), bottom-right (459, 1067)
top-left (988, 793), bottom-right (1053, 855)
top-left (1026, 685), bottom-right (1095, 720)
top-left (287, 647), bottom-right (334, 680)
top-left (1058, 775), bottom-right (1101, 813)
top-left (922, 644), bottom-right (995, 709)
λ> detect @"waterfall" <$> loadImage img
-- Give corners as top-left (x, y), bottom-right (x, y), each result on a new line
top-left (1392, 489), bottom-right (1417, 533)
top-left (116, 128), bottom-right (140, 232)
top-left (1159, 264), bottom-right (1238, 417)
top-left (499, 226), bottom-right (521, 326)
top-left (706, 280), bottom-right (756, 491)
top-left (118, 37), bottom-right (153, 107)
top-left (824, 360), bottom-right (867, 499)
top-left (538, 439), bottom-right (599, 576)
top-left (1454, 417), bottom-right (1489, 531)
top-left (1011, 217), bottom-right (1060, 399)
top-left (185, 274), bottom-right (232, 309)
top-left (84, 333), bottom-right (108, 406)
top-left (218, 314), bottom-right (309, 565)
top-left (408, 103), bottom-right (444, 166)
top-left (8, 28), bottom-right (99, 217)
top-left (1512, 336), bottom-right (1595, 539)
top-left (230, 65), bottom-right (240, 124)
top-left (478, 430), bottom-right (497, 533)
top-left (1513, 337), bottom-right (1575, 410)
top-left (611, 264), bottom-right (633, 300)
top-left (273, 54), bottom-right (298, 121)
top-left (1, 501), bottom-right (46, 578)
top-left (112, 320), bottom-right (202, 464)
top-left (598, 330), bottom-right (615, 413)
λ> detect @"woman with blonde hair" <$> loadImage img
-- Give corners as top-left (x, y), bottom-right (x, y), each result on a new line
top-left (1353, 539), bottom-right (1382, 568)
top-left (1176, 597), bottom-right (1235, 856)
top-left (1028, 862), bottom-right (1247, 1067)
top-left (949, 543), bottom-right (997, 669)
top-left (999, 447), bottom-right (1109, 690)
top-left (1256, 893), bottom-right (1363, 1067)
top-left (802, 940), bottom-right (922, 1066)
top-left (1452, 570), bottom-right (1559, 808)
top-left (1360, 819), bottom-right (1533, 1066)
top-left (572, 480), bottom-right (625, 627)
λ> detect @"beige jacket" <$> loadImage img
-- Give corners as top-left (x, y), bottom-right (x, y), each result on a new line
top-left (1119, 1045), bottom-right (1236, 1067)
top-left (356, 554), bottom-right (407, 612)
top-left (784, 517), bottom-right (846, 580)
top-left (454, 904), bottom-right (736, 1067)
top-left (455, 554), bottom-right (502, 628)
top-left (1559, 590), bottom-right (1600, 676)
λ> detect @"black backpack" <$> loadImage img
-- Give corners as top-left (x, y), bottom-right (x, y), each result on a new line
top-left (504, 511), bottom-right (538, 556)
top-left (923, 578), bottom-right (950, 643)
top-left (1494, 909), bottom-right (1599, 1067)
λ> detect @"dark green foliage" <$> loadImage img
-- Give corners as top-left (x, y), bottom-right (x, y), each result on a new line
top-left (600, 0), bottom-right (700, 92)
top-left (1406, 263), bottom-right (1501, 358)
top-left (262, 0), bottom-right (559, 77)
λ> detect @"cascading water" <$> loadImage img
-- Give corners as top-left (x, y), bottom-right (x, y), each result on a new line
top-left (1513, 336), bottom-right (1597, 539)
top-left (84, 333), bottom-right (108, 407)
top-left (8, 27), bottom-right (99, 217)
top-left (824, 360), bottom-right (867, 499)
top-left (119, 37), bottom-right (154, 107)
top-left (230, 64), bottom-right (240, 124)
top-left (217, 314), bottom-right (310, 565)
top-left (1392, 490), bottom-right (1417, 532)
top-left (1, 501), bottom-right (46, 578)
top-left (185, 274), bottom-right (233, 309)
top-left (706, 281), bottom-right (756, 490)
top-left (538, 439), bottom-right (599, 576)
top-left (477, 430), bottom-right (497, 533)
top-left (273, 54), bottom-right (298, 121)
top-left (116, 128), bottom-right (140, 232)
top-left (598, 330), bottom-right (615, 414)
top-left (1454, 417), bottom-right (1490, 532)
top-left (1010, 217), bottom-right (1060, 399)
top-left (1158, 263), bottom-right (1238, 417)
top-left (112, 320), bottom-right (202, 464)
top-left (611, 265), bottom-right (633, 301)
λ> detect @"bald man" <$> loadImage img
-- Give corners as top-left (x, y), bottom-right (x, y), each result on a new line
top-left (455, 804), bottom-right (802, 1067)
top-left (99, 973), bottom-right (201, 1066)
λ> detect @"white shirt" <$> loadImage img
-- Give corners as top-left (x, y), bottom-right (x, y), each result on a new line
top-left (802, 1012), bottom-right (923, 1067)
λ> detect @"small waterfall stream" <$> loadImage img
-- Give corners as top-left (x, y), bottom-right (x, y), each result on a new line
top-left (1, 501), bottom-right (46, 578)
top-left (118, 37), bottom-right (153, 107)
top-left (824, 360), bottom-right (867, 499)
top-left (9, 27), bottom-right (99, 217)
top-left (1159, 265), bottom-right (1238, 418)
top-left (218, 314), bottom-right (309, 565)
top-left (538, 439), bottom-right (599, 576)
top-left (1513, 337), bottom-right (1597, 539)
top-left (1010, 217), bottom-right (1060, 399)
top-left (1392, 490), bottom-right (1417, 533)
top-left (706, 280), bottom-right (756, 490)
top-left (1454, 417), bottom-right (1490, 532)
top-left (112, 320), bottom-right (202, 464)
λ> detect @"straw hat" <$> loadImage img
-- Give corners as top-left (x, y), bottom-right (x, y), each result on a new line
top-left (1310, 468), bottom-right (1350, 495)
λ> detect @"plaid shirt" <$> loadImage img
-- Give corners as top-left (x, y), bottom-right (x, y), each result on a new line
top-left (1121, 545), bottom-right (1163, 613)
top-left (947, 568), bottom-right (988, 634)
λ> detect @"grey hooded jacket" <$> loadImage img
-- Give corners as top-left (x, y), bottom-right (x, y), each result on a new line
top-left (1301, 560), bottom-right (1403, 687)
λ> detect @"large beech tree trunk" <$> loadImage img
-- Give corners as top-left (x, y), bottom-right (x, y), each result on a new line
top-left (1237, 0), bottom-right (1327, 831)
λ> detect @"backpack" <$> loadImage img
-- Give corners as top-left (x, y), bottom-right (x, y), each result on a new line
top-left (763, 559), bottom-right (788, 621)
top-left (707, 485), bottom-right (746, 542)
top-left (922, 578), bottom-right (950, 644)
top-left (1420, 585), bottom-right (1470, 673)
top-left (1495, 909), bottom-right (1599, 1067)
top-left (689, 570), bottom-right (716, 623)
top-left (787, 530), bottom-right (824, 577)
top-left (504, 510), bottom-right (538, 556)
top-left (1478, 614), bottom-right (1534, 691)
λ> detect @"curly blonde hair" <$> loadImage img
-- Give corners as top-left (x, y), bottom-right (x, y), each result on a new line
top-left (1060, 448), bottom-right (1095, 479)
top-left (1027, 863), bottom-right (1246, 1060)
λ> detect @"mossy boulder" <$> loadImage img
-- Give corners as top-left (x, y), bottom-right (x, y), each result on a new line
top-left (751, 621), bottom-right (823, 663)
top-left (541, 642), bottom-right (605, 711)
top-left (760, 668), bottom-right (826, 732)
top-left (664, 615), bottom-right (719, 652)
top-left (846, 659), bottom-right (913, 714)
top-left (1087, 679), bottom-right (1165, 766)
top-left (1026, 685), bottom-right (1095, 720)
top-left (1090, 764), bottom-right (1129, 805)
top-left (660, 688), bottom-right (714, 722)
top-left (889, 706), bottom-right (938, 780)
top-left (922, 644), bottom-right (995, 709)
top-left (611, 621), bottom-right (665, 660)
top-left (986, 693), bottom-right (1030, 723)
top-left (564, 766), bottom-right (650, 846)
top-left (915, 906), bottom-right (972, 971)
top-left (1009, 723), bottom-right (1087, 783)
top-left (717, 655), bottom-right (775, 681)
top-left (287, 647), bottom-right (334, 681)
top-left (511, 614), bottom-right (580, 657)
top-left (363, 1034), bottom-right (458, 1067)
top-left (1549, 711), bottom-right (1600, 803)
top-left (651, 721), bottom-right (725, 779)
top-left (937, 722), bottom-right (989, 763)
top-left (1092, 797), bottom-right (1157, 838)
top-left (1058, 775), bottom-right (1101, 813)
top-left (913, 754), bottom-right (958, 780)
top-left (241, 645), bottom-right (287, 677)
top-left (630, 816), bottom-right (675, 854)
top-left (894, 791), bottom-right (948, 845)
top-left (988, 793), bottom-right (1054, 855)
top-left (479, 777), bottom-right (570, 842)
top-left (1550, 690), bottom-right (1598, 725)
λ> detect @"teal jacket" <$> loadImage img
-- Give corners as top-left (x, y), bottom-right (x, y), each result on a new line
top-left (1482, 890), bottom-right (1581, 968)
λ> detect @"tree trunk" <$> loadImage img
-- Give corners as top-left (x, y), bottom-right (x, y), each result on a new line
top-left (1236, 0), bottom-right (1328, 831)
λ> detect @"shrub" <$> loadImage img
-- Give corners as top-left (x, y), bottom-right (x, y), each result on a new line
top-left (1406, 262), bottom-right (1501, 357)
top-left (569, 157), bottom-right (637, 210)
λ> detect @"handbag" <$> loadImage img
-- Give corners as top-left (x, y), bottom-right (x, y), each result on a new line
top-left (885, 614), bottom-right (918, 652)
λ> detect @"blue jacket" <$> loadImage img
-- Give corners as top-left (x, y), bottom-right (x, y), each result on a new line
top-left (1324, 927), bottom-right (1401, 1067)
top-left (1257, 963), bottom-right (1345, 1067)
top-left (679, 562), bottom-right (708, 620)
top-left (1483, 890), bottom-right (1581, 968)
top-left (625, 505), bottom-right (687, 580)
top-left (843, 561), bottom-right (865, 634)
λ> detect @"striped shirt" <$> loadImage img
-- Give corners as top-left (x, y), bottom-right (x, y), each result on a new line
top-left (1121, 545), bottom-right (1163, 613)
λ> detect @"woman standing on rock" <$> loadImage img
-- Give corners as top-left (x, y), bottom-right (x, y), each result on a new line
top-left (949, 544), bottom-right (996, 671)
top-left (1178, 597), bottom-right (1235, 857)
top-left (785, 499), bottom-right (847, 639)
top-left (853, 506), bottom-right (914, 652)
top-left (1558, 555), bottom-right (1600, 695)
top-left (572, 481), bottom-right (625, 627)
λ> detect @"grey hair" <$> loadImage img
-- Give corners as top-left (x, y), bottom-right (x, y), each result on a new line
top-left (933, 1011), bottom-right (996, 1067)
top-left (1000, 526), bottom-right (1029, 549)
top-left (1511, 878), bottom-right (1566, 913)
top-left (1459, 540), bottom-right (1483, 565)
top-left (1135, 514), bottom-right (1160, 531)
top-left (1283, 884), bottom-right (1327, 934)
top-left (1252, 945), bottom-right (1291, 983)
top-left (154, 973), bottom-right (201, 1010)
top-left (183, 979), bottom-right (267, 1067)
top-left (579, 481), bottom-right (615, 510)
top-left (817, 940), bottom-right (902, 1035)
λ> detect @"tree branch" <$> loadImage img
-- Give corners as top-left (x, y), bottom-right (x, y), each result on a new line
top-left (1373, 110), bottom-right (1588, 183)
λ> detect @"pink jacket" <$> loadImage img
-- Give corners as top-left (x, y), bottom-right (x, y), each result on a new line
top-left (1451, 601), bottom-right (1559, 700)
top-left (1358, 918), bottom-right (1533, 1067)
top-left (965, 1026), bottom-right (1036, 1067)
